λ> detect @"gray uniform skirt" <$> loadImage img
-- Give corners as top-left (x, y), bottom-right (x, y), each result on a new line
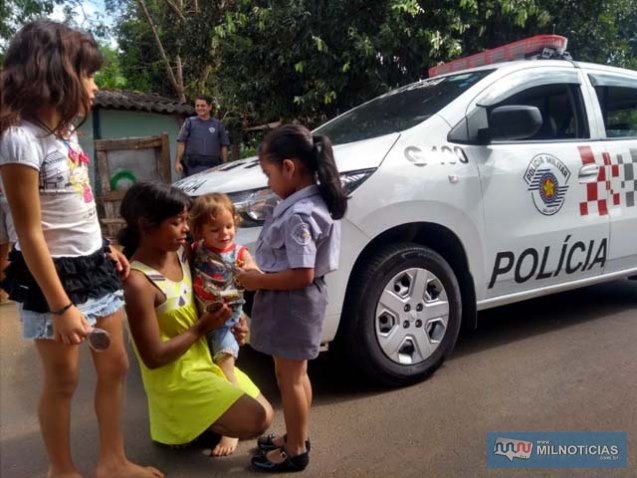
top-left (250, 277), bottom-right (327, 360)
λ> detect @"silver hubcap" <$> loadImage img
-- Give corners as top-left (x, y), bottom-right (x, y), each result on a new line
top-left (375, 267), bottom-right (450, 365)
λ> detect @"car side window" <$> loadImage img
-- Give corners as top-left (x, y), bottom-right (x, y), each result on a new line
top-left (492, 83), bottom-right (589, 141)
top-left (588, 74), bottom-right (637, 139)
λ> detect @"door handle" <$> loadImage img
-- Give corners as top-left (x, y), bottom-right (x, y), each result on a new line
top-left (578, 164), bottom-right (599, 183)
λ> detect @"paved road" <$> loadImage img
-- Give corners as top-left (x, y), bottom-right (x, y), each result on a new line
top-left (1, 280), bottom-right (635, 477)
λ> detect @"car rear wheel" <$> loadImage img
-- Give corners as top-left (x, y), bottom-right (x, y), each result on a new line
top-left (338, 243), bottom-right (462, 386)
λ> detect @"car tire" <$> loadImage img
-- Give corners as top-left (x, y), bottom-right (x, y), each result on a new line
top-left (338, 242), bottom-right (462, 387)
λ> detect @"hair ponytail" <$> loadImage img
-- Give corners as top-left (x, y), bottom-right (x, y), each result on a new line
top-left (117, 226), bottom-right (140, 259)
top-left (312, 135), bottom-right (348, 220)
top-left (261, 124), bottom-right (348, 220)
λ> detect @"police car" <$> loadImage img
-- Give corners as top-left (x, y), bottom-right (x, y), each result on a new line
top-left (175, 36), bottom-right (637, 386)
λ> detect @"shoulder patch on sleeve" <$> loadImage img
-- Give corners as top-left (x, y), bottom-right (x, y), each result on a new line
top-left (291, 221), bottom-right (312, 245)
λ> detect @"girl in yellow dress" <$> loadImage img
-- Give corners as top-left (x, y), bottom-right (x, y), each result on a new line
top-left (119, 182), bottom-right (273, 457)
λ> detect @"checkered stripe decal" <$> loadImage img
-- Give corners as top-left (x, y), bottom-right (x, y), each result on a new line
top-left (618, 149), bottom-right (637, 208)
top-left (578, 146), bottom-right (637, 216)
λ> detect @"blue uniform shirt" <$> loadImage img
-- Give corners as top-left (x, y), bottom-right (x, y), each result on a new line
top-left (177, 116), bottom-right (230, 158)
top-left (255, 185), bottom-right (341, 278)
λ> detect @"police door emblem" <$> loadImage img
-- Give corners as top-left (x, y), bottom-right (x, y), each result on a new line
top-left (524, 153), bottom-right (571, 216)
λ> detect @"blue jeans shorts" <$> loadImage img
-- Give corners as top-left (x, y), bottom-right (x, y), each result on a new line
top-left (18, 290), bottom-right (125, 340)
top-left (207, 326), bottom-right (240, 360)
top-left (206, 307), bottom-right (241, 360)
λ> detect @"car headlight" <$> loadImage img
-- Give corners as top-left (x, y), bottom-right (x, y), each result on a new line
top-left (229, 168), bottom-right (376, 228)
top-left (339, 168), bottom-right (376, 194)
top-left (229, 188), bottom-right (279, 228)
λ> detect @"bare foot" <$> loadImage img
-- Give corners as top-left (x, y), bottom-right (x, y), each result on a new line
top-left (0, 290), bottom-right (12, 304)
top-left (204, 436), bottom-right (238, 457)
top-left (96, 460), bottom-right (164, 478)
top-left (47, 470), bottom-right (83, 478)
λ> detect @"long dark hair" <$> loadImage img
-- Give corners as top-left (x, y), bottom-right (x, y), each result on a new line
top-left (118, 182), bottom-right (192, 258)
top-left (0, 20), bottom-right (103, 137)
top-left (261, 124), bottom-right (348, 219)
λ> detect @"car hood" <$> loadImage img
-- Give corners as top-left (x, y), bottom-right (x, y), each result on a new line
top-left (173, 132), bottom-right (400, 196)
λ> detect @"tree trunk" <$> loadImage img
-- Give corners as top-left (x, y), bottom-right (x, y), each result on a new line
top-left (138, 0), bottom-right (186, 103)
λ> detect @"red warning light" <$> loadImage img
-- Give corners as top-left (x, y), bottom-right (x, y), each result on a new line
top-left (428, 35), bottom-right (568, 77)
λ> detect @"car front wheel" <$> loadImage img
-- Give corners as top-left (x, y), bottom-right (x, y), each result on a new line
top-left (339, 243), bottom-right (462, 386)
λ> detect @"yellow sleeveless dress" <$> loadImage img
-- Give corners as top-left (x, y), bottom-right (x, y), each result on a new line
top-left (130, 247), bottom-right (260, 445)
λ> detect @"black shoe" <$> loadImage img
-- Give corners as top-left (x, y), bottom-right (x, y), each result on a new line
top-left (251, 449), bottom-right (309, 473)
top-left (257, 433), bottom-right (311, 453)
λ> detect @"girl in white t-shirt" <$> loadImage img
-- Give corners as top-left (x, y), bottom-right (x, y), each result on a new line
top-left (0, 21), bottom-right (162, 478)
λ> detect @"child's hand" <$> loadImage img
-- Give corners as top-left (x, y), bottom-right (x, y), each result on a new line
top-left (236, 269), bottom-right (263, 291)
top-left (107, 245), bottom-right (131, 280)
top-left (240, 249), bottom-right (261, 273)
top-left (232, 315), bottom-right (249, 346)
top-left (52, 306), bottom-right (91, 345)
top-left (198, 304), bottom-right (232, 335)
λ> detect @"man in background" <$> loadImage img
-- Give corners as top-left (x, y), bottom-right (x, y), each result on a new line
top-left (175, 96), bottom-right (230, 176)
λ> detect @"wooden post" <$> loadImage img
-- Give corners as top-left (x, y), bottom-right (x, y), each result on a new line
top-left (160, 132), bottom-right (171, 183)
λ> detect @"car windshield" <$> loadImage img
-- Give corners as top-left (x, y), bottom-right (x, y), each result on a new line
top-left (315, 70), bottom-right (494, 145)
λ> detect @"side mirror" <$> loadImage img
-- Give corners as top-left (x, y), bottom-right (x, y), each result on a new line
top-left (484, 105), bottom-right (543, 142)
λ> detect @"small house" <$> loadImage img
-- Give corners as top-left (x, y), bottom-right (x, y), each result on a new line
top-left (78, 89), bottom-right (194, 188)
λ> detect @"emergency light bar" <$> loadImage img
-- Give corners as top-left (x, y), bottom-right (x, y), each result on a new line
top-left (428, 35), bottom-right (569, 77)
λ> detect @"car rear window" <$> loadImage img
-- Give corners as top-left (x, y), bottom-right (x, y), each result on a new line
top-left (589, 74), bottom-right (637, 139)
top-left (315, 70), bottom-right (494, 145)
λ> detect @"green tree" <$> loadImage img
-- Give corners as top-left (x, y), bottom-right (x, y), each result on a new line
top-left (1, 0), bottom-right (113, 62)
top-left (1, 0), bottom-right (59, 55)
top-left (212, 0), bottom-right (550, 126)
top-left (95, 45), bottom-right (128, 89)
top-left (112, 7), bottom-right (162, 94)
top-left (108, 0), bottom-right (229, 103)
top-left (111, 0), bottom-right (636, 130)
top-left (534, 0), bottom-right (637, 69)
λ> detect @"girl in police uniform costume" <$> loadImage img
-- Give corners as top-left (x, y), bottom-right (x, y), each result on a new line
top-left (237, 124), bottom-right (347, 472)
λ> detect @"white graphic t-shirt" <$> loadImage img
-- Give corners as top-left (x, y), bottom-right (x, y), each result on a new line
top-left (0, 121), bottom-right (101, 257)
top-left (0, 177), bottom-right (17, 243)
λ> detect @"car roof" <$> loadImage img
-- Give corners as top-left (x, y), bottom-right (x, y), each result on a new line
top-left (573, 61), bottom-right (637, 78)
top-left (430, 59), bottom-right (573, 78)
top-left (430, 59), bottom-right (637, 80)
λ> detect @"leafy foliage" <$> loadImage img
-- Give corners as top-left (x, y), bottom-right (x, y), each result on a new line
top-left (3, 0), bottom-right (635, 134)
top-left (106, 0), bottom-right (228, 102)
top-left (211, 0), bottom-right (552, 125)
top-left (535, 0), bottom-right (637, 69)
top-left (95, 45), bottom-right (128, 89)
top-left (1, 0), bottom-right (113, 61)
top-left (0, 0), bottom-right (59, 54)
top-left (110, 3), bottom-right (164, 94)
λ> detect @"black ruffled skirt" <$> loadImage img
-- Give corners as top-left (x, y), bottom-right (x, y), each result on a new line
top-left (0, 242), bottom-right (122, 313)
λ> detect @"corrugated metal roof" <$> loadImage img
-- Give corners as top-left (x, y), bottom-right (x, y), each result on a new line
top-left (94, 90), bottom-right (195, 115)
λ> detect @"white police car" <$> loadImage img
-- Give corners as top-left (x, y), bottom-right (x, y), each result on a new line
top-left (175, 36), bottom-right (637, 386)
